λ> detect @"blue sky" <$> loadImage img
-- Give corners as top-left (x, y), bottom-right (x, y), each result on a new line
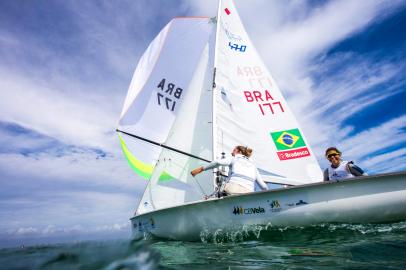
top-left (0, 0), bottom-right (405, 247)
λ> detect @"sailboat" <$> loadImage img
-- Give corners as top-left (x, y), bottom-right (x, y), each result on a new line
top-left (117, 0), bottom-right (406, 241)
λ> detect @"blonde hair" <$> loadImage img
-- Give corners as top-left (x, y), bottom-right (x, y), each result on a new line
top-left (236, 145), bottom-right (253, 158)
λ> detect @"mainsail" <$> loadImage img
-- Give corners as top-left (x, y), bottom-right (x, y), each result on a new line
top-left (118, 0), bottom-right (323, 214)
top-left (213, 0), bottom-right (323, 183)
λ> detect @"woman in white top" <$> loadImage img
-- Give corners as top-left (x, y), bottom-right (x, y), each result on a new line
top-left (191, 146), bottom-right (268, 195)
top-left (324, 147), bottom-right (367, 181)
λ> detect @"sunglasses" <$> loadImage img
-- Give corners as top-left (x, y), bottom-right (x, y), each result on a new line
top-left (327, 153), bottom-right (339, 159)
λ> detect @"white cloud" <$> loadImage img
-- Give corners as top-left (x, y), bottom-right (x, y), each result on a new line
top-left (339, 116), bottom-right (406, 164)
top-left (95, 222), bottom-right (130, 232)
top-left (0, 189), bottom-right (138, 233)
top-left (0, 150), bottom-right (142, 191)
top-left (6, 222), bottom-right (130, 238)
top-left (239, 0), bottom-right (405, 79)
top-left (15, 227), bottom-right (38, 236)
top-left (362, 148), bottom-right (406, 173)
top-left (293, 54), bottom-right (404, 157)
top-left (0, 146), bottom-right (147, 233)
top-left (0, 127), bottom-right (54, 152)
top-left (308, 54), bottom-right (402, 120)
top-left (315, 116), bottom-right (406, 172)
top-left (0, 69), bottom-right (119, 152)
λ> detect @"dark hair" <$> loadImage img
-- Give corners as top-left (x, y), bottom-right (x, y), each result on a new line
top-left (236, 145), bottom-right (253, 158)
top-left (325, 146), bottom-right (341, 157)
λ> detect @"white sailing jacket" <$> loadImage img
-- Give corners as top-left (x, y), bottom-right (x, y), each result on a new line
top-left (327, 160), bottom-right (354, 181)
top-left (203, 154), bottom-right (268, 191)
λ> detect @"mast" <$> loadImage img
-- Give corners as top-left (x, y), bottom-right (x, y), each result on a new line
top-left (212, 0), bottom-right (222, 161)
top-left (211, 0), bottom-right (222, 189)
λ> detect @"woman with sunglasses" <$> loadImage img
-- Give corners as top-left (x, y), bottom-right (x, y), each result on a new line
top-left (323, 147), bottom-right (367, 181)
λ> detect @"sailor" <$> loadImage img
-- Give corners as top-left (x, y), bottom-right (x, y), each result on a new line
top-left (191, 145), bottom-right (268, 195)
top-left (324, 147), bottom-right (367, 181)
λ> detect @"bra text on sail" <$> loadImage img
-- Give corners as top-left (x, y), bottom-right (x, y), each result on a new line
top-left (237, 66), bottom-right (284, 116)
top-left (244, 90), bottom-right (284, 116)
top-left (156, 78), bottom-right (183, 112)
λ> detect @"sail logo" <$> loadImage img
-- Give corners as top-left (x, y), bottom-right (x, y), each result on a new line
top-left (271, 129), bottom-right (305, 150)
top-left (233, 206), bottom-right (265, 215)
top-left (270, 200), bottom-right (280, 208)
top-left (286, 200), bottom-right (308, 207)
top-left (296, 200), bottom-right (308, 205)
top-left (225, 29), bottom-right (242, 41)
top-left (268, 200), bottom-right (282, 212)
top-left (270, 129), bottom-right (311, 160)
top-left (222, 21), bottom-right (243, 41)
top-left (228, 42), bottom-right (247, 52)
top-left (276, 132), bottom-right (299, 148)
top-left (134, 218), bottom-right (156, 232)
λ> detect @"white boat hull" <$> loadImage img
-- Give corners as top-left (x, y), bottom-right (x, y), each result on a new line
top-left (130, 172), bottom-right (406, 241)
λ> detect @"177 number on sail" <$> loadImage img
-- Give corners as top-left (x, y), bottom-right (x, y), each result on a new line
top-left (156, 78), bottom-right (183, 111)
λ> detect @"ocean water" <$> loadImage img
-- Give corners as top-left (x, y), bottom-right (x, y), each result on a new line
top-left (1, 222), bottom-right (406, 270)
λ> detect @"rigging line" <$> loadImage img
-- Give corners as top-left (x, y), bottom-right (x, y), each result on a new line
top-left (116, 129), bottom-right (211, 163)
top-left (154, 157), bottom-right (208, 197)
top-left (192, 177), bottom-right (207, 197)
top-left (165, 156), bottom-right (207, 196)
top-left (161, 157), bottom-right (207, 195)
top-left (221, 131), bottom-right (224, 154)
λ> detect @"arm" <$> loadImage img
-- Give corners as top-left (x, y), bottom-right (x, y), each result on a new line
top-left (191, 158), bottom-right (231, 177)
top-left (203, 158), bottom-right (231, 170)
top-left (323, 168), bottom-right (329, 181)
top-left (255, 168), bottom-right (268, 190)
top-left (347, 162), bottom-right (366, 176)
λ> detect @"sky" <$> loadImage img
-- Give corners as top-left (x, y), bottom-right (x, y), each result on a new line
top-left (0, 0), bottom-right (405, 247)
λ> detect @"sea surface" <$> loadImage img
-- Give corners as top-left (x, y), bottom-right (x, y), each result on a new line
top-left (1, 222), bottom-right (406, 270)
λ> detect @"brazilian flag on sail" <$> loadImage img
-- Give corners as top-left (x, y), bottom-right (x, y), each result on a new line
top-left (270, 128), bottom-right (306, 151)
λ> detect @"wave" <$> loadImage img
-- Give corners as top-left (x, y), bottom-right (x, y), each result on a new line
top-left (197, 221), bottom-right (406, 244)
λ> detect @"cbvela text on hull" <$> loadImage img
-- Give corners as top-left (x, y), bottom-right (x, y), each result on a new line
top-left (130, 172), bottom-right (406, 241)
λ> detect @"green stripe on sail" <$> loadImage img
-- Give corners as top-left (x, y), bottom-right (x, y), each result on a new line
top-left (118, 134), bottom-right (173, 181)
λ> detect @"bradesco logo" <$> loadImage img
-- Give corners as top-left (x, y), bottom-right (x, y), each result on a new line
top-left (270, 128), bottom-right (311, 161)
top-left (233, 206), bottom-right (265, 215)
